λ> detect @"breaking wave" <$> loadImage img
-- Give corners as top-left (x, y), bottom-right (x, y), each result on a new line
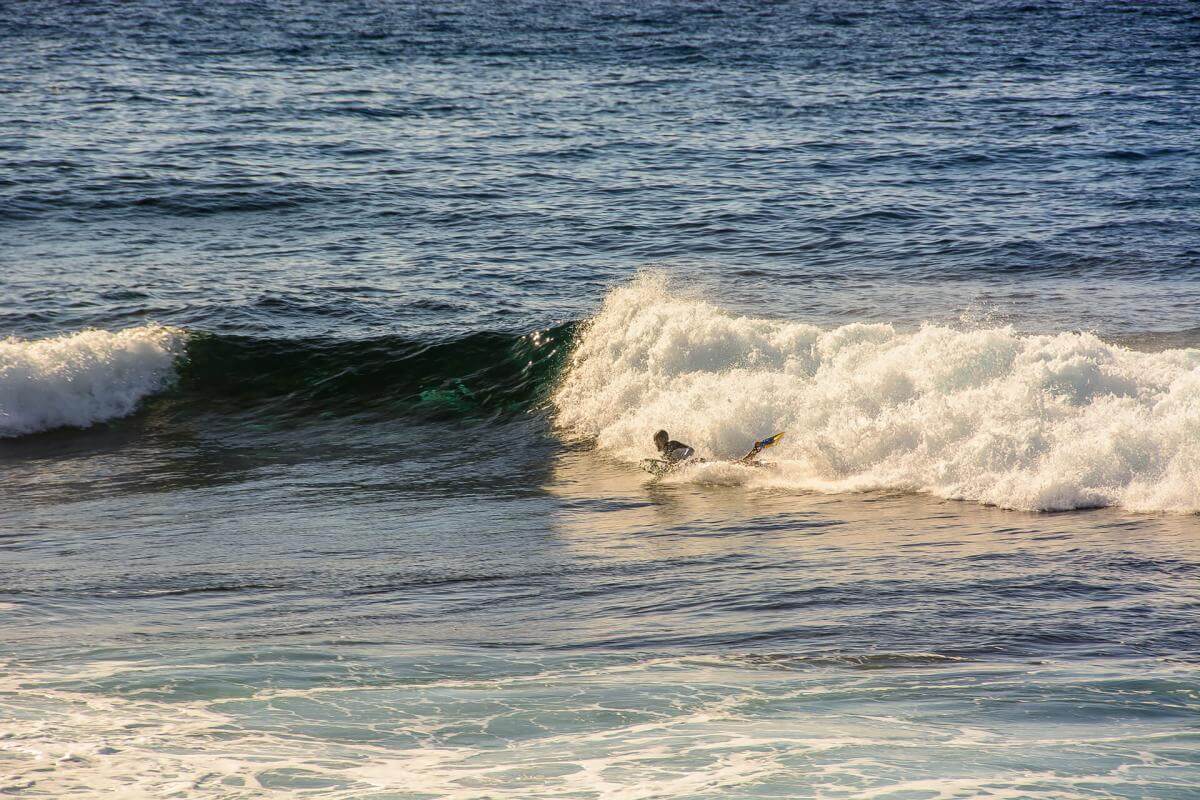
top-left (0, 325), bottom-right (184, 438)
top-left (0, 323), bottom-right (573, 437)
top-left (553, 275), bottom-right (1200, 513)
top-left (12, 275), bottom-right (1200, 514)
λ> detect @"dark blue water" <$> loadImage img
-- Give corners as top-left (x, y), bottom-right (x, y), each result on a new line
top-left (2, 2), bottom-right (1199, 797)
top-left (4, 0), bottom-right (1200, 339)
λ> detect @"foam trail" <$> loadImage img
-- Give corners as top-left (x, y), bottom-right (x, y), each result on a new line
top-left (553, 275), bottom-right (1200, 512)
top-left (0, 325), bottom-right (184, 437)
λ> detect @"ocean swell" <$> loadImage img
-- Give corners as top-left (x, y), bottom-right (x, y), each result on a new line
top-left (553, 275), bottom-right (1200, 513)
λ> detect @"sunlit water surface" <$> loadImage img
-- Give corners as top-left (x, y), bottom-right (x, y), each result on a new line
top-left (2, 1), bottom-right (1199, 797)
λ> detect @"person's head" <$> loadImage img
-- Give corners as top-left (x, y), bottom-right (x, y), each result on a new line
top-left (653, 430), bottom-right (669, 451)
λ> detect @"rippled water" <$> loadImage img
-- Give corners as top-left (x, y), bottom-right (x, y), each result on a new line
top-left (2, 1), bottom-right (1199, 797)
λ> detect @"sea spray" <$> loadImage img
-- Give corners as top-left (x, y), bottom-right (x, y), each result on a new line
top-left (0, 325), bottom-right (184, 437)
top-left (553, 275), bottom-right (1200, 513)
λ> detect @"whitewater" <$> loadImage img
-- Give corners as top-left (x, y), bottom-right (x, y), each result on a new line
top-left (554, 276), bottom-right (1200, 513)
top-left (0, 325), bottom-right (184, 439)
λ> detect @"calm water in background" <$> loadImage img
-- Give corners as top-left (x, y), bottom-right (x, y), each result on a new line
top-left (2, 1), bottom-right (1200, 797)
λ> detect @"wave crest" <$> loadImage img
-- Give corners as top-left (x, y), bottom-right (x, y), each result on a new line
top-left (0, 325), bottom-right (184, 437)
top-left (553, 275), bottom-right (1200, 513)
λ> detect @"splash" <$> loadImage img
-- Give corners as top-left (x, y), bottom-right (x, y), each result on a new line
top-left (553, 275), bottom-right (1200, 512)
top-left (0, 325), bottom-right (184, 438)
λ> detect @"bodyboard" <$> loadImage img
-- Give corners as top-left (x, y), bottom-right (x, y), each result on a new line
top-left (640, 458), bottom-right (673, 477)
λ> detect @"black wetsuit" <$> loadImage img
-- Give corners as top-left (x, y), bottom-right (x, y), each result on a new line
top-left (659, 440), bottom-right (695, 463)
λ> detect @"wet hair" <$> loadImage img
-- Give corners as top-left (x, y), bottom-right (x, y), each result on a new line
top-left (653, 430), bottom-right (669, 450)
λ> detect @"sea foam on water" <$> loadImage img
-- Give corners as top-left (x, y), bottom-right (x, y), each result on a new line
top-left (554, 274), bottom-right (1200, 513)
top-left (0, 325), bottom-right (184, 438)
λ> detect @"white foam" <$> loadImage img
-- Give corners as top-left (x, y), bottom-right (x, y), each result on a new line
top-left (0, 325), bottom-right (185, 438)
top-left (553, 274), bottom-right (1200, 512)
top-left (0, 656), bottom-right (1187, 799)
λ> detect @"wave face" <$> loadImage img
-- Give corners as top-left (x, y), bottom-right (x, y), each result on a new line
top-left (554, 275), bottom-right (1200, 513)
top-left (175, 326), bottom-right (572, 418)
top-left (0, 324), bottom-right (573, 437)
top-left (0, 326), bottom-right (184, 438)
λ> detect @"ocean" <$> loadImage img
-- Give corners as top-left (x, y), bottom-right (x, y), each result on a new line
top-left (2, 1), bottom-right (1199, 797)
